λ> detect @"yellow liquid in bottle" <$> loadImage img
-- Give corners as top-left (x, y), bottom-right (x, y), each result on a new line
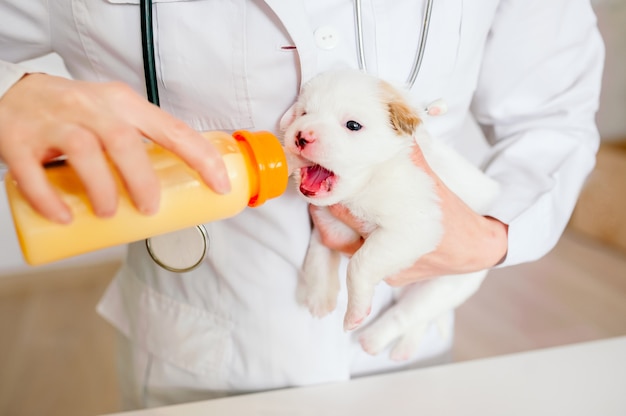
top-left (6, 132), bottom-right (253, 265)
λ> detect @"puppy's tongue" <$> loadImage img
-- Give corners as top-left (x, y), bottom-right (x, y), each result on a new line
top-left (300, 165), bottom-right (335, 197)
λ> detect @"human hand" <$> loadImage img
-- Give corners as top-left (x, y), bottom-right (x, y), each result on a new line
top-left (309, 144), bottom-right (508, 285)
top-left (0, 73), bottom-right (230, 223)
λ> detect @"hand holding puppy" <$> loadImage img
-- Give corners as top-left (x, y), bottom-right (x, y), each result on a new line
top-left (311, 143), bottom-right (509, 285)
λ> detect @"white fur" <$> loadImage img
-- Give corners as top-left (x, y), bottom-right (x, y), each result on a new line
top-left (282, 70), bottom-right (499, 360)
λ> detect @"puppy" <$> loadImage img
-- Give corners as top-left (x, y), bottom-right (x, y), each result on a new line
top-left (282, 70), bottom-right (499, 360)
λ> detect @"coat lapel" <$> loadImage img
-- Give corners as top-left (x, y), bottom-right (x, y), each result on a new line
top-left (261, 0), bottom-right (318, 88)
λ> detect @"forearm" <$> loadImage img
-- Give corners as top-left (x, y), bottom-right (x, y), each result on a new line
top-left (473, 0), bottom-right (604, 267)
top-left (483, 129), bottom-right (599, 267)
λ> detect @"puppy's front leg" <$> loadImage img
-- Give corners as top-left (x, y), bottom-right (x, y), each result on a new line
top-left (297, 228), bottom-right (342, 317)
top-left (298, 207), bottom-right (360, 318)
top-left (343, 225), bottom-right (439, 331)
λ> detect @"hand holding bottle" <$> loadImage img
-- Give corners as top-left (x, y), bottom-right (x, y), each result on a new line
top-left (0, 73), bottom-right (231, 223)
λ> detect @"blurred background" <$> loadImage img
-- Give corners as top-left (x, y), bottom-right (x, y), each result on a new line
top-left (1, 1), bottom-right (625, 415)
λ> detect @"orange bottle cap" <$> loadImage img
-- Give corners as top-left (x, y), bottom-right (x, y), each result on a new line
top-left (232, 130), bottom-right (288, 207)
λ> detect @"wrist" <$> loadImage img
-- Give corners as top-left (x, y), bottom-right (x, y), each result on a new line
top-left (483, 216), bottom-right (509, 267)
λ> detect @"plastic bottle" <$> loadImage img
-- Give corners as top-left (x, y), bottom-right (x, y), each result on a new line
top-left (4, 130), bottom-right (288, 266)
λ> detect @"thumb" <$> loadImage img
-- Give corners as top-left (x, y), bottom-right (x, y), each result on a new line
top-left (328, 204), bottom-right (368, 234)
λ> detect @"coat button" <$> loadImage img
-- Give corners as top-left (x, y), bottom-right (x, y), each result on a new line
top-left (314, 26), bottom-right (340, 50)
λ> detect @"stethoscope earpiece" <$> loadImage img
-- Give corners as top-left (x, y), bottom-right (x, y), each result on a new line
top-left (425, 98), bottom-right (448, 117)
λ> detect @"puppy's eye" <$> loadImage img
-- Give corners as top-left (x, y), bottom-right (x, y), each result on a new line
top-left (346, 120), bottom-right (362, 131)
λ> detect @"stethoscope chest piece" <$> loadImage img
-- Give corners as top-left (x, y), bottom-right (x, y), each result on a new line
top-left (140, 1), bottom-right (209, 274)
top-left (146, 225), bottom-right (209, 273)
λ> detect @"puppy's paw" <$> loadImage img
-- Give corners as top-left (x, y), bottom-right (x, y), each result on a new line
top-left (356, 304), bottom-right (433, 361)
top-left (358, 329), bottom-right (390, 356)
top-left (296, 277), bottom-right (339, 318)
top-left (357, 309), bottom-right (408, 355)
top-left (360, 320), bottom-right (428, 361)
top-left (343, 279), bottom-right (376, 331)
top-left (388, 322), bottom-right (429, 362)
top-left (343, 305), bottom-right (372, 331)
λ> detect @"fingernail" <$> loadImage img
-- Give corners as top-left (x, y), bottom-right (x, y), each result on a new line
top-left (94, 205), bottom-right (116, 219)
top-left (137, 199), bottom-right (160, 216)
top-left (214, 171), bottom-right (231, 194)
top-left (56, 210), bottom-right (73, 224)
top-left (139, 205), bottom-right (159, 216)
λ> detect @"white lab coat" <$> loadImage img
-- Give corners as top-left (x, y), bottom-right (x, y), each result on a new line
top-left (0, 0), bottom-right (604, 408)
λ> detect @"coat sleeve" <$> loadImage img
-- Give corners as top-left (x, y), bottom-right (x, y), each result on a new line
top-left (470, 0), bottom-right (605, 267)
top-left (0, 0), bottom-right (52, 96)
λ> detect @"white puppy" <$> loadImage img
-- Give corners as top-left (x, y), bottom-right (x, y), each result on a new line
top-left (282, 70), bottom-right (499, 360)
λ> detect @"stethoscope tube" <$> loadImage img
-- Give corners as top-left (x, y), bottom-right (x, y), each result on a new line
top-left (140, 0), bottom-right (209, 273)
top-left (140, 0), bottom-right (159, 106)
top-left (354, 0), bottom-right (434, 90)
top-left (406, 0), bottom-right (434, 89)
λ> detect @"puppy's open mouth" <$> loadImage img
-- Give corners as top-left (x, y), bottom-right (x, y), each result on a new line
top-left (299, 164), bottom-right (336, 197)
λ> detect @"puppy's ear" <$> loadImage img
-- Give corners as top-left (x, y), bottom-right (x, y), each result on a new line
top-left (389, 100), bottom-right (421, 136)
top-left (381, 82), bottom-right (421, 136)
top-left (279, 103), bottom-right (297, 132)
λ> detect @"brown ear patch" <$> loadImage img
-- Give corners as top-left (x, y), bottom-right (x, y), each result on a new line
top-left (381, 81), bottom-right (421, 136)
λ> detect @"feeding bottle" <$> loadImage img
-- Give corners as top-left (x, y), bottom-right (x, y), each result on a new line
top-left (4, 130), bottom-right (289, 266)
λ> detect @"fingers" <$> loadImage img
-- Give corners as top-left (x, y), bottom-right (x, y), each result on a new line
top-left (114, 89), bottom-right (231, 194)
top-left (7, 154), bottom-right (72, 224)
top-left (384, 267), bottom-right (429, 286)
top-left (309, 205), bottom-right (364, 255)
top-left (81, 82), bottom-right (230, 207)
top-left (383, 253), bottom-right (451, 285)
top-left (47, 79), bottom-right (231, 216)
top-left (6, 125), bottom-right (122, 223)
top-left (0, 75), bottom-right (233, 223)
top-left (144, 117), bottom-right (231, 195)
top-left (409, 143), bottom-right (432, 173)
top-left (78, 119), bottom-right (160, 216)
top-left (327, 204), bottom-right (364, 231)
top-left (50, 80), bottom-right (160, 214)
top-left (59, 126), bottom-right (120, 218)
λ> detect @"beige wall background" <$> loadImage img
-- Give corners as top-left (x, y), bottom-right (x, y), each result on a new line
top-left (595, 0), bottom-right (626, 142)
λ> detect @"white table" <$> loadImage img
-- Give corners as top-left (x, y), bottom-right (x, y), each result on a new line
top-left (104, 336), bottom-right (626, 416)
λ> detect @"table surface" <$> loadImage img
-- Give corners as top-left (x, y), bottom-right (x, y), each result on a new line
top-left (104, 336), bottom-right (626, 416)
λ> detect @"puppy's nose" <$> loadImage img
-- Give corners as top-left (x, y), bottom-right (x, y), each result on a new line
top-left (295, 131), bottom-right (315, 149)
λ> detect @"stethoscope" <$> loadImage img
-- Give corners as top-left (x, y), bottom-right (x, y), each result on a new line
top-left (354, 0), bottom-right (434, 89)
top-left (140, 0), bottom-right (210, 272)
top-left (139, 0), bottom-right (436, 273)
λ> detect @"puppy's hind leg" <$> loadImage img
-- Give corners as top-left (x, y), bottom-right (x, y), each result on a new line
top-left (357, 290), bottom-right (418, 356)
top-left (388, 319), bottom-right (438, 362)
top-left (359, 270), bottom-right (488, 360)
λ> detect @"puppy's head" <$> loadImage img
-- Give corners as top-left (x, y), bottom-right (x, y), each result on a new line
top-left (282, 70), bottom-right (421, 206)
